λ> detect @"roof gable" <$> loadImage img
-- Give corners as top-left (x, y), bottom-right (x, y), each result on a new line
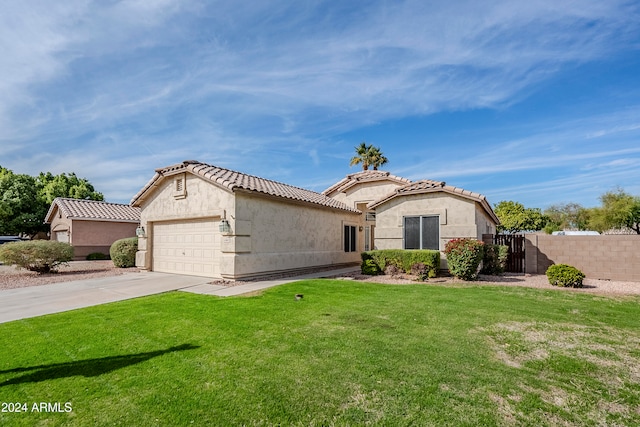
top-left (131, 161), bottom-right (360, 213)
top-left (322, 170), bottom-right (411, 196)
top-left (45, 198), bottom-right (140, 224)
top-left (369, 179), bottom-right (499, 224)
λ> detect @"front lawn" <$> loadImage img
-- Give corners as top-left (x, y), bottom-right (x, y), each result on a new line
top-left (1, 281), bottom-right (639, 426)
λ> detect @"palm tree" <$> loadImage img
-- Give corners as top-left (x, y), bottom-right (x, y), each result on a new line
top-left (349, 142), bottom-right (372, 170)
top-left (368, 146), bottom-right (388, 170)
top-left (349, 142), bottom-right (388, 171)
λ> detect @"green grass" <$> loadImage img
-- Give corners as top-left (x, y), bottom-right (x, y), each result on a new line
top-left (1, 280), bottom-right (639, 426)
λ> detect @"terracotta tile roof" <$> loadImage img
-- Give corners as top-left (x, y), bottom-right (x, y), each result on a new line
top-left (369, 179), bottom-right (499, 223)
top-left (131, 161), bottom-right (360, 213)
top-left (322, 170), bottom-right (412, 195)
top-left (45, 198), bottom-right (140, 224)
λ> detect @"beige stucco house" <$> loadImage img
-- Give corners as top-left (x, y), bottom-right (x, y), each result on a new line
top-left (131, 160), bottom-right (498, 279)
top-left (323, 171), bottom-right (499, 252)
top-left (45, 198), bottom-right (141, 260)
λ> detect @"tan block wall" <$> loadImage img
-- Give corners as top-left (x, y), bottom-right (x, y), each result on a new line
top-left (525, 234), bottom-right (640, 281)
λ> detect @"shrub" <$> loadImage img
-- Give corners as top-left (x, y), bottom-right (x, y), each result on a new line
top-left (546, 264), bottom-right (585, 288)
top-left (0, 240), bottom-right (74, 273)
top-left (481, 244), bottom-right (509, 275)
top-left (110, 237), bottom-right (138, 268)
top-left (361, 250), bottom-right (440, 278)
top-left (361, 259), bottom-right (381, 275)
top-left (87, 252), bottom-right (110, 260)
top-left (444, 238), bottom-right (484, 281)
top-left (410, 262), bottom-right (430, 282)
top-left (384, 264), bottom-right (403, 276)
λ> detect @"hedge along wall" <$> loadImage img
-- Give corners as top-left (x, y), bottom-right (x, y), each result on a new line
top-left (525, 234), bottom-right (640, 282)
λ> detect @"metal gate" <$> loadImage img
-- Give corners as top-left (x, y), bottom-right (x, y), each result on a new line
top-left (494, 234), bottom-right (525, 273)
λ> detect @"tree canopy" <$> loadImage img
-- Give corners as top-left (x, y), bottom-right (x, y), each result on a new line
top-left (543, 202), bottom-right (590, 234)
top-left (501, 188), bottom-right (640, 235)
top-left (587, 188), bottom-right (640, 234)
top-left (494, 200), bottom-right (548, 234)
top-left (0, 166), bottom-right (103, 237)
top-left (349, 142), bottom-right (388, 170)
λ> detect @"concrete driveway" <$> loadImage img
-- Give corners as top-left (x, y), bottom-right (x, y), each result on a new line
top-left (0, 272), bottom-right (211, 324)
top-left (0, 267), bottom-right (358, 324)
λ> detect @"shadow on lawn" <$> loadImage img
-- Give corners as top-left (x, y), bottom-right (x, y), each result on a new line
top-left (0, 343), bottom-right (199, 386)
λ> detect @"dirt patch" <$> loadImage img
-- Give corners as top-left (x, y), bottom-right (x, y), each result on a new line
top-left (483, 321), bottom-right (640, 425)
top-left (483, 321), bottom-right (640, 378)
top-left (0, 260), bottom-right (139, 290)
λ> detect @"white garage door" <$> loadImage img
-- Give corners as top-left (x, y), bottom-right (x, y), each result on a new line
top-left (152, 218), bottom-right (221, 277)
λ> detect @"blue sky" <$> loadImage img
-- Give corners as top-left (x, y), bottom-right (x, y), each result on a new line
top-left (2, 0), bottom-right (639, 209)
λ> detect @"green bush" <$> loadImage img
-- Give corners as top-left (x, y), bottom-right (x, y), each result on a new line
top-left (87, 252), bottom-right (110, 260)
top-left (0, 240), bottom-right (74, 273)
top-left (361, 259), bottom-right (381, 275)
top-left (481, 244), bottom-right (509, 275)
top-left (546, 264), bottom-right (585, 288)
top-left (110, 237), bottom-right (138, 268)
top-left (361, 250), bottom-right (440, 278)
top-left (444, 238), bottom-right (484, 281)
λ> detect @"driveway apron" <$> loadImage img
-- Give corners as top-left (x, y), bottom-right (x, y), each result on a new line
top-left (0, 272), bottom-right (210, 324)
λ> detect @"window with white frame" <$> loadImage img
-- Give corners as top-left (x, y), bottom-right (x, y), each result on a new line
top-left (344, 225), bottom-right (357, 252)
top-left (404, 216), bottom-right (439, 250)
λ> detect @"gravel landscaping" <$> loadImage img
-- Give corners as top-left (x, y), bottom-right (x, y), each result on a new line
top-left (1, 260), bottom-right (638, 296)
top-left (0, 260), bottom-right (139, 290)
top-left (332, 271), bottom-right (640, 296)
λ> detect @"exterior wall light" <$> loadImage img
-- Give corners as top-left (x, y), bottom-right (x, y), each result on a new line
top-left (219, 219), bottom-right (231, 233)
top-left (136, 225), bottom-right (146, 238)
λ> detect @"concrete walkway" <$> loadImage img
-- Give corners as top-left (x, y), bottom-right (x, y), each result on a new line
top-left (0, 267), bottom-right (358, 324)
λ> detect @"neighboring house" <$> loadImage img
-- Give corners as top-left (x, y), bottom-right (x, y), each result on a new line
top-left (132, 160), bottom-right (498, 279)
top-left (45, 198), bottom-right (141, 260)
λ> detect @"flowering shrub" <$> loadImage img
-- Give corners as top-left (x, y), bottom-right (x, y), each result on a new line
top-left (546, 264), bottom-right (585, 288)
top-left (444, 238), bottom-right (485, 281)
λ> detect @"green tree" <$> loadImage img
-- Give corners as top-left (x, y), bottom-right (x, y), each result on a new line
top-left (0, 167), bottom-right (45, 236)
top-left (587, 188), bottom-right (640, 234)
top-left (0, 166), bottom-right (104, 237)
top-left (494, 200), bottom-right (548, 234)
top-left (543, 202), bottom-right (590, 233)
top-left (37, 172), bottom-right (103, 205)
top-left (349, 142), bottom-right (388, 170)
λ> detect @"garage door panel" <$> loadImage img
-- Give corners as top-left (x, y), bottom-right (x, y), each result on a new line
top-left (152, 219), bottom-right (220, 278)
